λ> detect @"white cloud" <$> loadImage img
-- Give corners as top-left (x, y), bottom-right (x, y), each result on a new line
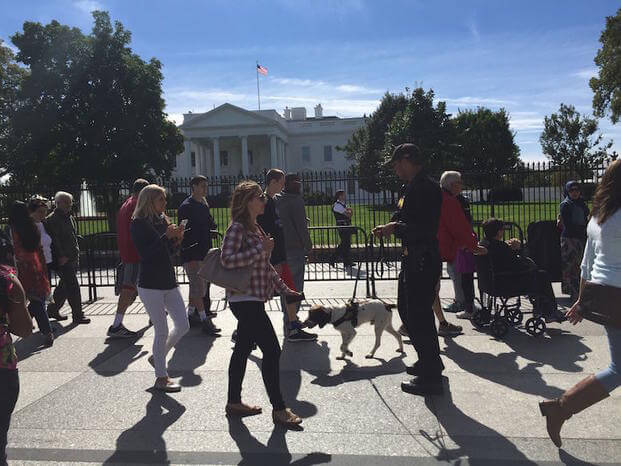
top-left (467, 19), bottom-right (480, 42)
top-left (572, 68), bottom-right (598, 79)
top-left (272, 77), bottom-right (326, 87)
top-left (441, 96), bottom-right (517, 106)
top-left (74, 0), bottom-right (103, 13)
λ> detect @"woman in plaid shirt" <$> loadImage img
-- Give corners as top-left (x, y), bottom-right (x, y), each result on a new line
top-left (221, 181), bottom-right (303, 427)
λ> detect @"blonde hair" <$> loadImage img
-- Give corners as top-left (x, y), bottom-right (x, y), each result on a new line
top-left (230, 180), bottom-right (262, 231)
top-left (132, 184), bottom-right (167, 221)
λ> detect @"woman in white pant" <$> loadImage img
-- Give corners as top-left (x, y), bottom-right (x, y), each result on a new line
top-left (130, 184), bottom-right (189, 392)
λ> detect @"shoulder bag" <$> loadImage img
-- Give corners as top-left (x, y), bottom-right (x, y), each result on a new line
top-left (577, 282), bottom-right (621, 329)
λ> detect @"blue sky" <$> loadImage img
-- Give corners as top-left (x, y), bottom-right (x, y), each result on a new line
top-left (2, 0), bottom-right (620, 161)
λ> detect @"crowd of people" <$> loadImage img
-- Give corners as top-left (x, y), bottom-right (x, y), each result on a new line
top-left (1, 150), bottom-right (619, 461)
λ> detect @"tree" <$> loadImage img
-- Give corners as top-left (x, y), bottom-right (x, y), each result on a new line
top-left (340, 91), bottom-right (408, 193)
top-left (0, 40), bottom-right (27, 173)
top-left (539, 103), bottom-right (613, 180)
top-left (383, 87), bottom-right (456, 177)
top-left (3, 11), bottom-right (183, 186)
top-left (590, 8), bottom-right (621, 124)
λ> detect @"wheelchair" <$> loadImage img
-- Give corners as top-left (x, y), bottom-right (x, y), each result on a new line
top-left (471, 222), bottom-right (547, 338)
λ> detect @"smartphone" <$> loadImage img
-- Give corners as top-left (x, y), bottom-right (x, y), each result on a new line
top-left (180, 219), bottom-right (189, 229)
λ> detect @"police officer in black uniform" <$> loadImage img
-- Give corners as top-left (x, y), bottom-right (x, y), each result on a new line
top-left (373, 143), bottom-right (444, 396)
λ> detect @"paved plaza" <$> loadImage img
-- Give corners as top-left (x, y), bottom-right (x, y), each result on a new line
top-left (6, 279), bottom-right (621, 465)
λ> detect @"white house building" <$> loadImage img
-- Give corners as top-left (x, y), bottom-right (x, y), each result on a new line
top-left (173, 103), bottom-right (365, 178)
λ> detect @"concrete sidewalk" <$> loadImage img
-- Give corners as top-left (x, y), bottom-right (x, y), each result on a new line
top-left (6, 280), bottom-right (621, 465)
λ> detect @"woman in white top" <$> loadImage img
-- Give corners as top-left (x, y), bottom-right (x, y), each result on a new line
top-left (539, 159), bottom-right (621, 448)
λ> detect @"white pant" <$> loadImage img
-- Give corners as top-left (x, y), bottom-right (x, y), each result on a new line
top-left (138, 286), bottom-right (190, 378)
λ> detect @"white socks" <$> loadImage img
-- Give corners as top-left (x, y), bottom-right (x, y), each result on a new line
top-left (112, 313), bottom-right (124, 328)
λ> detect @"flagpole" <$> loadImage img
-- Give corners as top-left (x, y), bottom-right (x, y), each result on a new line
top-left (256, 60), bottom-right (261, 110)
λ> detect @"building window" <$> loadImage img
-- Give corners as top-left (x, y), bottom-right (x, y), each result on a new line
top-left (324, 145), bottom-right (333, 162)
top-left (220, 151), bottom-right (228, 166)
top-left (248, 150), bottom-right (254, 165)
top-left (191, 151), bottom-right (196, 167)
top-left (302, 146), bottom-right (311, 163)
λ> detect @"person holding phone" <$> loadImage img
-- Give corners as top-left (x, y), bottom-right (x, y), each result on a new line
top-left (130, 185), bottom-right (189, 392)
top-left (177, 175), bottom-right (221, 336)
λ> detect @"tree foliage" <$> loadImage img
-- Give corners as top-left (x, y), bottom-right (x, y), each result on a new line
top-left (539, 103), bottom-right (613, 180)
top-left (590, 8), bottom-right (621, 124)
top-left (2, 11), bottom-right (183, 186)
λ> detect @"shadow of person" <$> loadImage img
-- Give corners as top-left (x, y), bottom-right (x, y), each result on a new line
top-left (167, 329), bottom-right (217, 387)
top-left (559, 448), bottom-right (601, 465)
top-left (227, 416), bottom-right (331, 466)
top-left (502, 328), bottom-right (590, 373)
top-left (310, 353), bottom-right (407, 388)
top-left (442, 337), bottom-right (564, 399)
top-left (423, 379), bottom-right (536, 465)
top-left (86, 325), bottom-right (151, 377)
top-left (103, 391), bottom-right (186, 465)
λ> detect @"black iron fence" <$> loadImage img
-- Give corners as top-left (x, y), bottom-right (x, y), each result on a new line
top-left (0, 160), bottom-right (612, 297)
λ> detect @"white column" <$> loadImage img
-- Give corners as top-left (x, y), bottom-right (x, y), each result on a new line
top-left (212, 137), bottom-right (221, 178)
top-left (184, 140), bottom-right (191, 177)
top-left (270, 135), bottom-right (277, 168)
top-left (241, 136), bottom-right (249, 176)
top-left (283, 142), bottom-right (288, 171)
top-left (278, 139), bottom-right (284, 168)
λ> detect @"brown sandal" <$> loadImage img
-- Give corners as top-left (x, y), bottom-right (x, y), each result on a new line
top-left (272, 408), bottom-right (303, 426)
top-left (225, 403), bottom-right (262, 417)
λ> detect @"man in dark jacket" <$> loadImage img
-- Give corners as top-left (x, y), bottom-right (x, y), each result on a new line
top-left (178, 176), bottom-right (220, 336)
top-left (258, 169), bottom-right (316, 342)
top-left (373, 143), bottom-right (444, 396)
top-left (44, 191), bottom-right (90, 324)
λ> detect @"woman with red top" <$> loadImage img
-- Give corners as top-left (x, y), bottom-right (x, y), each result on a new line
top-left (8, 201), bottom-right (53, 347)
top-left (0, 231), bottom-right (32, 466)
top-left (220, 180), bottom-right (303, 427)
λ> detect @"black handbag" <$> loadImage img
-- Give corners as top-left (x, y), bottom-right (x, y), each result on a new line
top-left (577, 282), bottom-right (621, 329)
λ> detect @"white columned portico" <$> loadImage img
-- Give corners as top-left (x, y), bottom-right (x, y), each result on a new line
top-left (184, 140), bottom-right (191, 177)
top-left (270, 135), bottom-right (277, 169)
top-left (241, 136), bottom-right (249, 176)
top-left (278, 139), bottom-right (284, 169)
top-left (212, 137), bottom-right (221, 178)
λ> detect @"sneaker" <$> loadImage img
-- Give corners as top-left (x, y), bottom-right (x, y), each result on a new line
top-left (438, 321), bottom-right (462, 337)
top-left (287, 328), bottom-right (318, 342)
top-left (442, 302), bottom-right (463, 313)
top-left (107, 324), bottom-right (139, 339)
top-left (154, 377), bottom-right (181, 393)
top-left (456, 311), bottom-right (473, 320)
top-left (201, 319), bottom-right (222, 336)
top-left (398, 324), bottom-right (409, 337)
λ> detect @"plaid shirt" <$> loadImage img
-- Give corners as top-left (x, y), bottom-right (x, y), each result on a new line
top-left (220, 222), bottom-right (292, 301)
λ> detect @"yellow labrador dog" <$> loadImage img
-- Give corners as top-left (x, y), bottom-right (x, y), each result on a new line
top-left (304, 300), bottom-right (404, 360)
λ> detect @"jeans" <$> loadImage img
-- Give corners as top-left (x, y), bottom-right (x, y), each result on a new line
top-left (446, 261), bottom-right (464, 306)
top-left (28, 299), bottom-right (52, 335)
top-left (284, 253), bottom-right (306, 330)
top-left (0, 369), bottom-right (19, 466)
top-left (398, 251), bottom-right (444, 379)
top-left (51, 262), bottom-right (82, 318)
top-left (228, 301), bottom-right (285, 410)
top-left (137, 287), bottom-right (190, 378)
top-left (596, 325), bottom-right (621, 393)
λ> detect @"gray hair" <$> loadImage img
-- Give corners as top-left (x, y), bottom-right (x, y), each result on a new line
top-left (440, 171), bottom-right (462, 190)
top-left (54, 191), bottom-right (74, 204)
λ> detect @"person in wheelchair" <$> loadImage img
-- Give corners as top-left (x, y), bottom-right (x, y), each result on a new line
top-left (481, 218), bottom-right (566, 323)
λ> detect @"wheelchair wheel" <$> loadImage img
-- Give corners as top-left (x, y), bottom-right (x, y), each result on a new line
top-left (506, 309), bottom-right (524, 326)
top-left (525, 317), bottom-right (546, 336)
top-left (491, 317), bottom-right (510, 338)
top-left (472, 308), bottom-right (490, 328)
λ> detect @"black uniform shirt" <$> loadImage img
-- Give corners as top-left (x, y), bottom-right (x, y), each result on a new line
top-left (391, 169), bottom-right (442, 256)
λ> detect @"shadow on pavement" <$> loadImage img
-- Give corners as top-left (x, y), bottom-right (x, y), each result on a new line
top-left (227, 416), bottom-right (331, 466)
top-left (103, 390), bottom-right (186, 465)
top-left (309, 353), bottom-right (407, 387)
top-left (424, 379), bottom-right (537, 465)
top-left (167, 328), bottom-right (218, 387)
top-left (88, 325), bottom-right (151, 376)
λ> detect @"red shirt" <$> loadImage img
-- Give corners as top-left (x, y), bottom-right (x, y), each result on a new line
top-left (117, 196), bottom-right (140, 263)
top-left (438, 190), bottom-right (477, 262)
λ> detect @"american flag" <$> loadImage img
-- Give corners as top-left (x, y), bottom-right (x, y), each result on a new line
top-left (257, 64), bottom-right (268, 76)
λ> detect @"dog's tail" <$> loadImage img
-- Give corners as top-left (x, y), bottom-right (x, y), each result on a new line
top-left (384, 303), bottom-right (397, 312)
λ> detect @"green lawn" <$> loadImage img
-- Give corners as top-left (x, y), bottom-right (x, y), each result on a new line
top-left (76, 201), bottom-right (565, 246)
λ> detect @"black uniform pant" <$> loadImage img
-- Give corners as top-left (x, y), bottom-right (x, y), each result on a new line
top-left (331, 229), bottom-right (352, 265)
top-left (398, 251), bottom-right (444, 379)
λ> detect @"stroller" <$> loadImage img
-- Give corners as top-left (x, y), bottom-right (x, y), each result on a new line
top-left (472, 222), bottom-right (547, 338)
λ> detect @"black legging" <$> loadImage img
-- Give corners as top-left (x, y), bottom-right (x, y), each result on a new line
top-left (228, 301), bottom-right (285, 410)
top-left (0, 369), bottom-right (19, 466)
top-left (461, 272), bottom-right (475, 311)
